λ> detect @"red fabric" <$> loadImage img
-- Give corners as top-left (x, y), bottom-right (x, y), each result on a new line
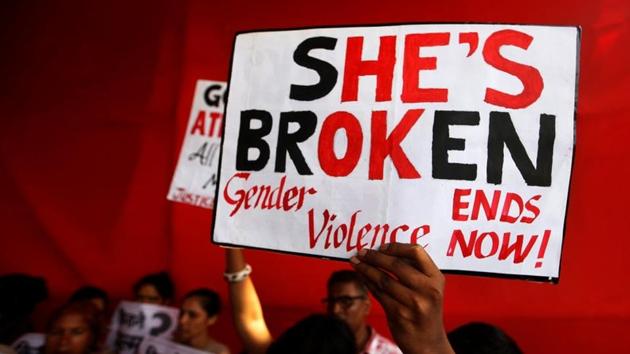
top-left (1, 0), bottom-right (629, 353)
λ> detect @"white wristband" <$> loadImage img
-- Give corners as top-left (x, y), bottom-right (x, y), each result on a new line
top-left (224, 264), bottom-right (252, 283)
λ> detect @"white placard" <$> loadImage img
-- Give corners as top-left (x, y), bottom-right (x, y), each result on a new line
top-left (139, 337), bottom-right (214, 354)
top-left (214, 24), bottom-right (579, 281)
top-left (105, 301), bottom-right (180, 354)
top-left (168, 80), bottom-right (227, 209)
top-left (11, 333), bottom-right (45, 354)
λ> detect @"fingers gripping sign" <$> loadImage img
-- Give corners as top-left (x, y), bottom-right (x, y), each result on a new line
top-left (350, 243), bottom-right (454, 354)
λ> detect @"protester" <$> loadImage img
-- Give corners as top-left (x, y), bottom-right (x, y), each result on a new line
top-left (44, 302), bottom-right (102, 354)
top-left (266, 314), bottom-right (355, 354)
top-left (0, 274), bottom-right (48, 345)
top-left (224, 249), bottom-right (272, 354)
top-left (350, 243), bottom-right (455, 354)
top-left (132, 272), bottom-right (175, 305)
top-left (447, 322), bottom-right (522, 354)
top-left (325, 270), bottom-right (400, 353)
top-left (69, 286), bottom-right (109, 313)
top-left (175, 288), bottom-right (230, 354)
top-left (225, 243), bottom-right (454, 354)
top-left (225, 248), bottom-right (354, 354)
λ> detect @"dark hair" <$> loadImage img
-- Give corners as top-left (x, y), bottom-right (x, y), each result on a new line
top-left (327, 270), bottom-right (368, 295)
top-left (183, 288), bottom-right (221, 317)
top-left (47, 302), bottom-right (101, 352)
top-left (266, 314), bottom-right (356, 354)
top-left (69, 286), bottom-right (109, 306)
top-left (0, 274), bottom-right (48, 343)
top-left (133, 272), bottom-right (174, 301)
top-left (447, 322), bottom-right (523, 354)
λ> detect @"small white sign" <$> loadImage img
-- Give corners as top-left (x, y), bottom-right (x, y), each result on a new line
top-left (139, 337), bottom-right (214, 354)
top-left (11, 333), bottom-right (45, 354)
top-left (105, 301), bottom-right (180, 354)
top-left (168, 80), bottom-right (227, 209)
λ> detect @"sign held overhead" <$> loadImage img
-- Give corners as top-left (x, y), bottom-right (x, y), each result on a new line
top-left (213, 24), bottom-right (579, 281)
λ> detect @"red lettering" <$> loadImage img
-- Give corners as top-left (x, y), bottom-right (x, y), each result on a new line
top-left (308, 208), bottom-right (428, 251)
top-left (282, 187), bottom-right (299, 211)
top-left (500, 192), bottom-right (524, 223)
top-left (474, 232), bottom-right (499, 258)
top-left (369, 224), bottom-right (390, 248)
top-left (458, 32), bottom-right (479, 57)
top-left (448, 229), bottom-right (546, 264)
top-left (223, 172), bottom-right (250, 217)
top-left (209, 112), bottom-right (222, 137)
top-left (401, 33), bottom-right (450, 103)
top-left (341, 36), bottom-right (396, 102)
top-left (471, 190), bottom-right (501, 220)
top-left (447, 229), bottom-right (477, 257)
top-left (409, 225), bottom-right (430, 246)
top-left (452, 188), bottom-right (471, 221)
top-left (369, 109), bottom-right (423, 180)
top-left (318, 111), bottom-right (363, 177)
top-left (223, 173), bottom-right (317, 217)
top-left (308, 208), bottom-right (333, 249)
top-left (190, 110), bottom-right (206, 135)
top-left (483, 29), bottom-right (544, 109)
top-left (535, 230), bottom-right (551, 268)
top-left (498, 232), bottom-right (538, 263)
top-left (521, 195), bottom-right (542, 223)
top-left (389, 225), bottom-right (410, 243)
top-left (354, 224), bottom-right (372, 251)
top-left (333, 224), bottom-right (348, 248)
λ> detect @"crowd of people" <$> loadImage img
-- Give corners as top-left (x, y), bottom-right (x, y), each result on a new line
top-left (0, 244), bottom-right (522, 354)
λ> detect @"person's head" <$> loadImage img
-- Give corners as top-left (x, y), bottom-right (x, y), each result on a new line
top-left (325, 270), bottom-right (370, 334)
top-left (447, 322), bottom-right (523, 354)
top-left (175, 288), bottom-right (221, 344)
top-left (44, 302), bottom-right (100, 354)
top-left (267, 314), bottom-right (356, 354)
top-left (133, 272), bottom-right (174, 305)
top-left (68, 286), bottom-right (109, 313)
top-left (0, 273), bottom-right (48, 344)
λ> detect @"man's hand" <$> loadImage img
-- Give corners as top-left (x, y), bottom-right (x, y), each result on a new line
top-left (350, 243), bottom-right (454, 354)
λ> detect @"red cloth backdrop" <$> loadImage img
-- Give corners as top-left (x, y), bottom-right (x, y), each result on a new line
top-left (1, 0), bottom-right (629, 353)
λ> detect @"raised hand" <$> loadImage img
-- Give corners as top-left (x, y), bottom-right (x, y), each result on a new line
top-left (351, 243), bottom-right (454, 354)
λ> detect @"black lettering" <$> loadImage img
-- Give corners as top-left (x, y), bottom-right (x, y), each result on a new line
top-left (290, 36), bottom-right (338, 101)
top-left (432, 110), bottom-right (480, 180)
top-left (487, 112), bottom-right (555, 186)
top-left (275, 111), bottom-right (317, 174)
top-left (236, 110), bottom-right (272, 171)
top-left (149, 312), bottom-right (172, 336)
top-left (204, 84), bottom-right (223, 107)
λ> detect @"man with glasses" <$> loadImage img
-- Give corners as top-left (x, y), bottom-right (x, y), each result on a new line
top-left (324, 270), bottom-right (402, 354)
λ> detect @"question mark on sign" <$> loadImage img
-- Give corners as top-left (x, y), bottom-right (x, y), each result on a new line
top-left (149, 312), bottom-right (172, 336)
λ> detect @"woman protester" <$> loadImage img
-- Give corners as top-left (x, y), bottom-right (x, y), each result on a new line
top-left (226, 243), bottom-right (455, 354)
top-left (175, 289), bottom-right (230, 354)
top-left (44, 302), bottom-right (103, 354)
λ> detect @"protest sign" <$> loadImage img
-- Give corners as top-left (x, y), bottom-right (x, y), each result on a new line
top-left (11, 333), bottom-right (45, 354)
top-left (213, 24), bottom-right (579, 281)
top-left (138, 336), bottom-right (214, 354)
top-left (168, 80), bottom-right (227, 209)
top-left (106, 301), bottom-right (179, 354)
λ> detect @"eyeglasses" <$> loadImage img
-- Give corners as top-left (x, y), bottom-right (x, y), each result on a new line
top-left (322, 295), bottom-right (366, 309)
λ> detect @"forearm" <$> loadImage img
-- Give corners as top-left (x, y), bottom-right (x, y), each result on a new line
top-left (225, 248), bottom-right (272, 354)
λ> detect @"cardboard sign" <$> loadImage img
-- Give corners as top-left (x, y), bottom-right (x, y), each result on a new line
top-left (105, 301), bottom-right (179, 354)
top-left (138, 337), bottom-right (214, 354)
top-left (11, 333), bottom-right (45, 354)
top-left (168, 80), bottom-right (227, 209)
top-left (213, 24), bottom-right (579, 281)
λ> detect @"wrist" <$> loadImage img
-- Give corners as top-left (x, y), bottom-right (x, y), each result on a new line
top-left (224, 264), bottom-right (252, 282)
